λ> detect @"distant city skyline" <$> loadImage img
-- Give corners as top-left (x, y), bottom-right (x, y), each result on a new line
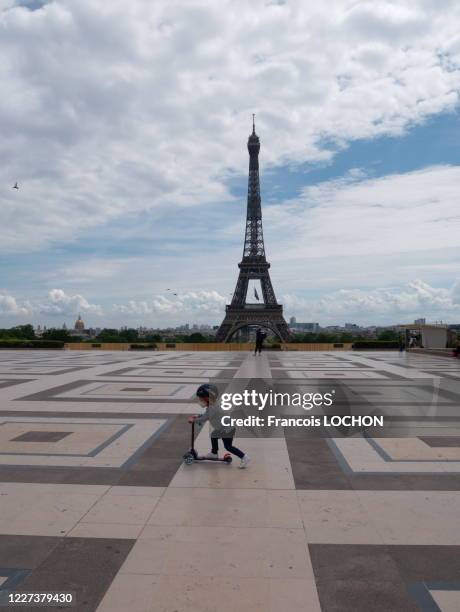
top-left (1, 1), bottom-right (459, 328)
top-left (30, 317), bottom-right (454, 334)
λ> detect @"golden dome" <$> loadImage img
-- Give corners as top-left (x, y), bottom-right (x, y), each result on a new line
top-left (74, 314), bottom-right (85, 331)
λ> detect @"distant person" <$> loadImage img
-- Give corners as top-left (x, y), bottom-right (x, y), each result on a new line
top-left (254, 328), bottom-right (266, 355)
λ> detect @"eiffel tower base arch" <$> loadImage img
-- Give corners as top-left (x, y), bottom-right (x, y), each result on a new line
top-left (216, 305), bottom-right (291, 343)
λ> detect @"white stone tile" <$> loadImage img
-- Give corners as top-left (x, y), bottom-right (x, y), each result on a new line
top-left (105, 486), bottom-right (165, 497)
top-left (81, 494), bottom-right (161, 525)
top-left (96, 574), bottom-right (321, 612)
top-left (122, 525), bottom-right (314, 579)
top-left (0, 482), bottom-right (110, 496)
top-left (377, 438), bottom-right (460, 461)
top-left (356, 491), bottom-right (460, 544)
top-left (148, 487), bottom-right (302, 528)
top-left (15, 492), bottom-right (101, 524)
top-left (67, 522), bottom-right (143, 539)
top-left (0, 519), bottom-right (74, 536)
top-left (297, 490), bottom-right (383, 544)
top-left (430, 589), bottom-right (460, 612)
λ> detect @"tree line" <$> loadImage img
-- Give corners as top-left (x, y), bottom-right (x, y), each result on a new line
top-left (0, 325), bottom-right (399, 344)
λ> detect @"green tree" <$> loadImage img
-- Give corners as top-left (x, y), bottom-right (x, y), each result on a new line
top-left (42, 328), bottom-right (77, 342)
top-left (95, 329), bottom-right (121, 342)
top-left (15, 324), bottom-right (36, 339)
top-left (186, 332), bottom-right (207, 343)
top-left (0, 324), bottom-right (36, 340)
top-left (119, 328), bottom-right (139, 342)
top-left (378, 329), bottom-right (398, 341)
top-left (145, 333), bottom-right (162, 342)
top-left (94, 328), bottom-right (141, 343)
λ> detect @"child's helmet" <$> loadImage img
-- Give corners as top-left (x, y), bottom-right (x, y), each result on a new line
top-left (196, 383), bottom-right (218, 400)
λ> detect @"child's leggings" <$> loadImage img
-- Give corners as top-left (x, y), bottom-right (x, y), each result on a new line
top-left (211, 437), bottom-right (244, 458)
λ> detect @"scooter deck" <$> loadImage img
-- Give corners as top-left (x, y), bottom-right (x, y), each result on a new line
top-left (194, 455), bottom-right (230, 462)
top-left (183, 449), bottom-right (232, 464)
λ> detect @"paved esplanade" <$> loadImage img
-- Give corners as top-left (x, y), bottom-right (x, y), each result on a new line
top-left (0, 350), bottom-right (459, 611)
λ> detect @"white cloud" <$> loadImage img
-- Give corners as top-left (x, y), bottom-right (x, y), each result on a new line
top-left (264, 165), bottom-right (460, 261)
top-left (1, 0), bottom-right (460, 251)
top-left (0, 294), bottom-right (31, 316)
top-left (0, 288), bottom-right (103, 327)
top-left (2, 281), bottom-right (459, 327)
top-left (112, 280), bottom-right (460, 326)
top-left (114, 290), bottom-right (227, 320)
top-left (37, 289), bottom-right (103, 316)
top-left (283, 279), bottom-right (460, 324)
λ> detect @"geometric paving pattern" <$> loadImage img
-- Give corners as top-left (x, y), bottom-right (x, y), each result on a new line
top-left (0, 349), bottom-right (458, 611)
top-left (0, 417), bottom-right (168, 467)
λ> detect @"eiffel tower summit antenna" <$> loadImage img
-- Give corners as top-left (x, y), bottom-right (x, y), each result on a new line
top-left (216, 118), bottom-right (291, 342)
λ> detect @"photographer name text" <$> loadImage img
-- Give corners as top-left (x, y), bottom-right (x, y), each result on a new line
top-left (221, 415), bottom-right (384, 428)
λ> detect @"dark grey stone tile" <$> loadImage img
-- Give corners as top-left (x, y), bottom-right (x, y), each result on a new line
top-left (0, 379), bottom-right (35, 389)
top-left (310, 543), bottom-right (460, 612)
top-left (286, 438), bottom-right (353, 489)
top-left (315, 579), bottom-right (419, 612)
top-left (293, 467), bottom-right (352, 489)
top-left (309, 544), bottom-right (401, 583)
top-left (0, 535), bottom-right (59, 569)
top-left (16, 537), bottom-right (134, 612)
top-left (389, 545), bottom-right (460, 582)
top-left (116, 467), bottom-right (175, 486)
top-left (350, 474), bottom-right (460, 491)
top-left (0, 467), bottom-right (121, 486)
top-left (11, 431), bottom-right (72, 443)
top-left (420, 436), bottom-right (460, 447)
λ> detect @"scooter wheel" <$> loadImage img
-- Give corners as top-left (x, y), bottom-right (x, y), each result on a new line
top-left (223, 453), bottom-right (232, 463)
top-left (183, 453), bottom-right (194, 465)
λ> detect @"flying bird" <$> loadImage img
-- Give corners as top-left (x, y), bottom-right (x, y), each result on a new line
top-left (12, 182), bottom-right (19, 190)
top-left (254, 287), bottom-right (260, 301)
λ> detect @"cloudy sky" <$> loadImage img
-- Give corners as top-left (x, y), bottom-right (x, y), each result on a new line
top-left (1, 0), bottom-right (460, 329)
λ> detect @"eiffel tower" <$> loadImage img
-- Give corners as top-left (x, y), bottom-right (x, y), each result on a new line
top-left (216, 117), bottom-right (291, 342)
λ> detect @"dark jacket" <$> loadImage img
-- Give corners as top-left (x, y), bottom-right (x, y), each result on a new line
top-left (255, 329), bottom-right (266, 345)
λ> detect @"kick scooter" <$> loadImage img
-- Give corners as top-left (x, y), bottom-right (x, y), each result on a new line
top-left (183, 418), bottom-right (232, 465)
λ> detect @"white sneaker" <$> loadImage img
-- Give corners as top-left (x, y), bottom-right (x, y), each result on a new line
top-left (204, 452), bottom-right (219, 459)
top-left (238, 454), bottom-right (250, 469)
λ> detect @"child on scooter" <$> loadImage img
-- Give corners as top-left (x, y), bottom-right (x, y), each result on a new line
top-left (189, 383), bottom-right (250, 468)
